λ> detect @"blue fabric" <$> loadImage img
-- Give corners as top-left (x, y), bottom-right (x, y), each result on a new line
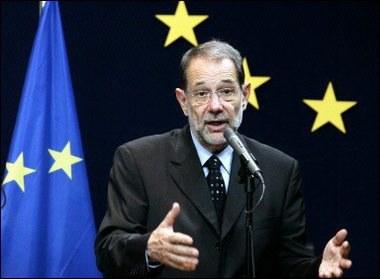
top-left (1, 2), bottom-right (102, 278)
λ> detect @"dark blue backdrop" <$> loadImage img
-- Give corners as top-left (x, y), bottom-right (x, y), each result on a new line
top-left (1, 2), bottom-right (379, 277)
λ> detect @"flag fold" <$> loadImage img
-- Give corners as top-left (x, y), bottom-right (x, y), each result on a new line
top-left (1, 2), bottom-right (102, 278)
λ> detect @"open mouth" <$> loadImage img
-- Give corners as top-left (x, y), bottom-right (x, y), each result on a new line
top-left (206, 121), bottom-right (227, 131)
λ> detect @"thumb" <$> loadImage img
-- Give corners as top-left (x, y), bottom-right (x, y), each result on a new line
top-left (160, 202), bottom-right (180, 228)
top-left (332, 229), bottom-right (348, 246)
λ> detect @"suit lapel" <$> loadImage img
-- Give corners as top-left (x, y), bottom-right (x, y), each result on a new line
top-left (221, 134), bottom-right (261, 241)
top-left (168, 126), bottom-right (220, 235)
top-left (221, 151), bottom-right (246, 240)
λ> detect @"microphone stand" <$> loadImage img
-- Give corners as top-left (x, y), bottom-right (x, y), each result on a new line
top-left (224, 128), bottom-right (265, 277)
top-left (236, 157), bottom-right (258, 278)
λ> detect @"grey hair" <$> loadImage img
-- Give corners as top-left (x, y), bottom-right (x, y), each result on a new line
top-left (179, 39), bottom-right (245, 90)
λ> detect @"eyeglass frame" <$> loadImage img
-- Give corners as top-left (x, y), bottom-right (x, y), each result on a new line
top-left (185, 87), bottom-right (243, 105)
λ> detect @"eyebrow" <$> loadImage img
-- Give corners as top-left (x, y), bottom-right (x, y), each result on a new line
top-left (193, 81), bottom-right (206, 88)
top-left (220, 79), bottom-right (235, 85)
top-left (193, 79), bottom-right (236, 88)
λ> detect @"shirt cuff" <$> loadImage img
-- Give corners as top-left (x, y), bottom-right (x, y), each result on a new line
top-left (145, 250), bottom-right (163, 270)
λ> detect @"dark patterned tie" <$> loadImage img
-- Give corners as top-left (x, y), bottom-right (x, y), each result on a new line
top-left (204, 155), bottom-right (226, 228)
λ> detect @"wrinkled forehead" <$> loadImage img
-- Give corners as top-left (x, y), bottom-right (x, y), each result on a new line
top-left (187, 57), bottom-right (239, 90)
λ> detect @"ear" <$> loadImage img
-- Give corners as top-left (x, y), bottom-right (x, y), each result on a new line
top-left (242, 82), bottom-right (251, 110)
top-left (176, 88), bottom-right (189, 116)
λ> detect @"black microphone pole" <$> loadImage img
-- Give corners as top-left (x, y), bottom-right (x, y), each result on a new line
top-left (240, 156), bottom-right (256, 278)
top-left (224, 128), bottom-right (265, 278)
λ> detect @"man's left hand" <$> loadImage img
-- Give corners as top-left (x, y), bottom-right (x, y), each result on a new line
top-left (319, 229), bottom-right (352, 278)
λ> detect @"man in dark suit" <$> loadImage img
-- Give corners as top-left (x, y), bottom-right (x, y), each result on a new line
top-left (95, 40), bottom-right (352, 278)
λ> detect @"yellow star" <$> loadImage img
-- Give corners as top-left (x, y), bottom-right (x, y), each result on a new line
top-left (48, 141), bottom-right (83, 179)
top-left (156, 1), bottom-right (208, 47)
top-left (243, 58), bottom-right (271, 110)
top-left (303, 82), bottom-right (357, 133)
top-left (2, 153), bottom-right (36, 192)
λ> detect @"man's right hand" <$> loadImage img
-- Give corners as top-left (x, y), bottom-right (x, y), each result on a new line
top-left (147, 203), bottom-right (199, 271)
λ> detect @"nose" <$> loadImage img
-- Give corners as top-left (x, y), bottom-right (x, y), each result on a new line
top-left (208, 92), bottom-right (223, 112)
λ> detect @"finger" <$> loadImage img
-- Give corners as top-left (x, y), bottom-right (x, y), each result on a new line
top-left (319, 268), bottom-right (328, 278)
top-left (340, 259), bottom-right (352, 269)
top-left (319, 271), bottom-right (332, 278)
top-left (165, 260), bottom-right (196, 272)
top-left (166, 251), bottom-right (199, 267)
top-left (169, 232), bottom-right (194, 246)
top-left (333, 268), bottom-right (343, 278)
top-left (320, 266), bottom-right (337, 278)
top-left (325, 270), bottom-right (333, 278)
top-left (167, 243), bottom-right (199, 257)
top-left (340, 241), bottom-right (351, 258)
top-left (332, 229), bottom-right (348, 246)
top-left (160, 203), bottom-right (180, 227)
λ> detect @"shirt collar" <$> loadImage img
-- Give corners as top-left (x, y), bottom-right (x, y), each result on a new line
top-left (191, 131), bottom-right (234, 174)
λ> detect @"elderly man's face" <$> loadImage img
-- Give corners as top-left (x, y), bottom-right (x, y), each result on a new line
top-left (176, 57), bottom-right (250, 151)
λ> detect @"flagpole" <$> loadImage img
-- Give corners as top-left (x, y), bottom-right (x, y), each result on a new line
top-left (39, 1), bottom-right (46, 16)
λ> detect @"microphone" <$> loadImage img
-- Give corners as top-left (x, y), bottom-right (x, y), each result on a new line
top-left (223, 128), bottom-right (264, 183)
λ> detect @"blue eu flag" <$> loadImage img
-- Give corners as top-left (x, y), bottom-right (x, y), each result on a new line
top-left (1, 2), bottom-right (102, 278)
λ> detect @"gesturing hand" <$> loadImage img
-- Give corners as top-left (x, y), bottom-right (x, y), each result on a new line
top-left (147, 203), bottom-right (199, 271)
top-left (319, 229), bottom-right (352, 278)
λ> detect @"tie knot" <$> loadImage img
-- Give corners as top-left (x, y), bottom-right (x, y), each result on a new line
top-left (204, 155), bottom-right (222, 170)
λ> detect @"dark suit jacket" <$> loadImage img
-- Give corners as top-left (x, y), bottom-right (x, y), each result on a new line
top-left (95, 125), bottom-right (322, 278)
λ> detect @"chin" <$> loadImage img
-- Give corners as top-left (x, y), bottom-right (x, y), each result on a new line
top-left (203, 133), bottom-right (227, 146)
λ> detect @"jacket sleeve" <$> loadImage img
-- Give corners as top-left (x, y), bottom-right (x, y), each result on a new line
top-left (277, 159), bottom-right (322, 277)
top-left (94, 144), bottom-right (155, 278)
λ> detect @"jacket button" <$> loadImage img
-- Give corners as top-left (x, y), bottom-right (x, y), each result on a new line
top-left (215, 242), bottom-right (221, 251)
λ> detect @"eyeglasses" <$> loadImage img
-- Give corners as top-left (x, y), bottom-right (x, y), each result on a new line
top-left (187, 88), bottom-right (241, 105)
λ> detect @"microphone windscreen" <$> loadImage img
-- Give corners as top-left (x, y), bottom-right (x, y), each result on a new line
top-left (223, 127), bottom-right (235, 141)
